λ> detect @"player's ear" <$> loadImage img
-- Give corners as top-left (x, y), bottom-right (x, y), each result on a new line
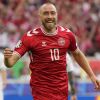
top-left (38, 9), bottom-right (42, 19)
top-left (38, 9), bottom-right (40, 16)
top-left (38, 9), bottom-right (42, 22)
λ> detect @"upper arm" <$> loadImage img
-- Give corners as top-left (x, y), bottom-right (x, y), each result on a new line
top-left (70, 48), bottom-right (86, 64)
top-left (70, 48), bottom-right (80, 56)
top-left (68, 32), bottom-right (78, 52)
top-left (14, 33), bottom-right (30, 57)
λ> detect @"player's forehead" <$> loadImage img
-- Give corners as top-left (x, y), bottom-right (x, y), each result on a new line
top-left (39, 3), bottom-right (57, 13)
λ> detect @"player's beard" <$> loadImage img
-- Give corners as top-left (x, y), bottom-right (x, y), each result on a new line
top-left (42, 19), bottom-right (57, 32)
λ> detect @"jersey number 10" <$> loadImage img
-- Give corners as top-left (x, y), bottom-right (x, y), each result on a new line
top-left (50, 49), bottom-right (60, 61)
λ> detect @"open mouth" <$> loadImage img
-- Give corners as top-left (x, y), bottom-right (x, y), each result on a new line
top-left (45, 19), bottom-right (54, 23)
top-left (46, 21), bottom-right (54, 23)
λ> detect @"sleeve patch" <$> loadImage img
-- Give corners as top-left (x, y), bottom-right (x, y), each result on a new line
top-left (15, 40), bottom-right (22, 48)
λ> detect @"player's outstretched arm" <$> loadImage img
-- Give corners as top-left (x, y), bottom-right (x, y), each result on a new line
top-left (71, 48), bottom-right (100, 91)
top-left (4, 48), bottom-right (20, 68)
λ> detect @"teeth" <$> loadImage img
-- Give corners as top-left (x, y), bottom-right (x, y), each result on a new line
top-left (47, 21), bottom-right (53, 23)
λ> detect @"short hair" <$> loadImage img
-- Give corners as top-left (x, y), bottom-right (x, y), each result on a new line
top-left (39, 1), bottom-right (57, 14)
top-left (42, 0), bottom-right (56, 7)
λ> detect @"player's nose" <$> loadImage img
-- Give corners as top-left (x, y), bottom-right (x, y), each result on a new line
top-left (48, 13), bottom-right (53, 18)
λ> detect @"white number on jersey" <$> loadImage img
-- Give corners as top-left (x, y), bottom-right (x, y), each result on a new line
top-left (50, 49), bottom-right (60, 61)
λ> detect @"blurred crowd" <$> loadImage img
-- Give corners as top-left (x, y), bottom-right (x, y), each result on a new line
top-left (0, 0), bottom-right (100, 79)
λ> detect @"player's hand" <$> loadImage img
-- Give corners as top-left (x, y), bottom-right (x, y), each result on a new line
top-left (70, 95), bottom-right (77, 100)
top-left (4, 48), bottom-right (13, 59)
top-left (90, 76), bottom-right (100, 91)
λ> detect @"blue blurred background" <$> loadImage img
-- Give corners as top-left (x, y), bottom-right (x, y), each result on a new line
top-left (0, 0), bottom-right (100, 100)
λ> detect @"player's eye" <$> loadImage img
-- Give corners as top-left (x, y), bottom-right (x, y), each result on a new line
top-left (51, 11), bottom-right (56, 15)
top-left (43, 12), bottom-right (49, 16)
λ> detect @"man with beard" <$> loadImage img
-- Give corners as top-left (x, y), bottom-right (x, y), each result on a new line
top-left (3, 2), bottom-right (100, 100)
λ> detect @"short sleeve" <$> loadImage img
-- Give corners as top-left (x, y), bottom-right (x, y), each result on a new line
top-left (14, 34), bottom-right (29, 57)
top-left (68, 32), bottom-right (77, 51)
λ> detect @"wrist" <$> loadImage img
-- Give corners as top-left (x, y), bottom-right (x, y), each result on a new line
top-left (71, 88), bottom-right (76, 95)
top-left (90, 75), bottom-right (96, 81)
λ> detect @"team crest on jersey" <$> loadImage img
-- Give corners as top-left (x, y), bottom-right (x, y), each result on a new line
top-left (15, 40), bottom-right (22, 48)
top-left (42, 41), bottom-right (47, 46)
top-left (58, 38), bottom-right (65, 46)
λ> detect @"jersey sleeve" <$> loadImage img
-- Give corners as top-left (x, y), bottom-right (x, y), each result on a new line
top-left (14, 33), bottom-right (29, 57)
top-left (68, 32), bottom-right (77, 51)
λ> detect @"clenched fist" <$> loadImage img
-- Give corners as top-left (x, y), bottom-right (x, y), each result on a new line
top-left (4, 48), bottom-right (13, 59)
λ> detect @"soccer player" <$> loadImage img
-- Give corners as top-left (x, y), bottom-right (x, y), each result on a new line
top-left (67, 53), bottom-right (77, 100)
top-left (4, 2), bottom-right (100, 100)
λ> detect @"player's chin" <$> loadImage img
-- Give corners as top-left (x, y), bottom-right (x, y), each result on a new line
top-left (46, 23), bottom-right (55, 28)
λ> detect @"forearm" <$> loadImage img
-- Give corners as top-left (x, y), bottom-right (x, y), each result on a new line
top-left (72, 49), bottom-right (95, 78)
top-left (68, 72), bottom-right (76, 95)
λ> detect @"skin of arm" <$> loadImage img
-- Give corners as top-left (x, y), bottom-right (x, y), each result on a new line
top-left (68, 71), bottom-right (77, 100)
top-left (68, 71), bottom-right (76, 95)
top-left (71, 48), bottom-right (100, 90)
top-left (4, 48), bottom-right (20, 68)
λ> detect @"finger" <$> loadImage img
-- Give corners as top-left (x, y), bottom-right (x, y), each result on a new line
top-left (94, 80), bottom-right (100, 90)
top-left (95, 87), bottom-right (100, 91)
top-left (96, 80), bottom-right (100, 87)
top-left (4, 54), bottom-right (12, 56)
top-left (4, 51), bottom-right (13, 54)
top-left (4, 50), bottom-right (13, 58)
top-left (4, 49), bottom-right (13, 54)
top-left (94, 82), bottom-right (99, 89)
top-left (4, 48), bottom-right (13, 52)
top-left (4, 52), bottom-right (13, 56)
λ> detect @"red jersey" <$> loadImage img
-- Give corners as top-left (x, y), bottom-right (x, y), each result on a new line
top-left (14, 26), bottom-right (77, 100)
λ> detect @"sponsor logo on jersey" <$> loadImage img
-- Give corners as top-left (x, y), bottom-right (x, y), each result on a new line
top-left (15, 40), bottom-right (22, 48)
top-left (42, 41), bottom-right (47, 46)
top-left (58, 38), bottom-right (65, 46)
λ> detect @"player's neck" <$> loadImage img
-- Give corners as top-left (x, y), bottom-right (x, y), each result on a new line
top-left (41, 26), bottom-right (58, 36)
